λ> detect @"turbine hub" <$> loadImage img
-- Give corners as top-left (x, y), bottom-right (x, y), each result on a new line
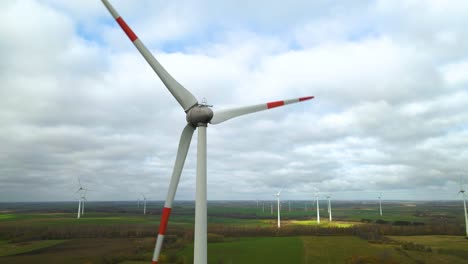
top-left (186, 105), bottom-right (213, 127)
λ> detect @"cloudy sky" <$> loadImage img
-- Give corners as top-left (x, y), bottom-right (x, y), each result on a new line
top-left (1, 0), bottom-right (467, 202)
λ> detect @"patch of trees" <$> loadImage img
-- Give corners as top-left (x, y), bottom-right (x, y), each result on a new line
top-left (360, 219), bottom-right (425, 226)
top-left (400, 242), bottom-right (432, 252)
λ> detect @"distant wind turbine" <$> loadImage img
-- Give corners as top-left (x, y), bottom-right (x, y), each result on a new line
top-left (378, 193), bottom-right (383, 216)
top-left (274, 189), bottom-right (282, 228)
top-left (458, 178), bottom-right (468, 238)
top-left (141, 194), bottom-right (147, 215)
top-left (326, 195), bottom-right (332, 222)
top-left (75, 178), bottom-right (89, 219)
top-left (316, 193), bottom-right (320, 224)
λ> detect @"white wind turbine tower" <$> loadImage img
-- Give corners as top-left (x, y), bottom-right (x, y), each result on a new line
top-left (326, 195), bottom-right (332, 222)
top-left (273, 189), bottom-right (283, 228)
top-left (315, 193), bottom-right (320, 224)
top-left (141, 194), bottom-right (147, 215)
top-left (101, 1), bottom-right (314, 263)
top-left (81, 190), bottom-right (88, 216)
top-left (76, 197), bottom-right (81, 219)
top-left (378, 193), bottom-right (383, 216)
top-left (458, 178), bottom-right (468, 238)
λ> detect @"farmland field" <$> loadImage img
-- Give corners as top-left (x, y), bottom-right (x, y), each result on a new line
top-left (0, 200), bottom-right (467, 263)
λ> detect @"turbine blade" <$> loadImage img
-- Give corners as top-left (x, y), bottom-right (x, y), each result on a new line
top-left (152, 124), bottom-right (195, 263)
top-left (101, 0), bottom-right (198, 112)
top-left (210, 96), bottom-right (314, 124)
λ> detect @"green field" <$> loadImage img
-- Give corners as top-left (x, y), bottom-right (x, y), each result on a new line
top-left (0, 240), bottom-right (65, 257)
top-left (2, 235), bottom-right (468, 264)
top-left (180, 237), bottom-right (304, 263)
top-left (0, 200), bottom-right (466, 263)
top-left (175, 236), bottom-right (468, 264)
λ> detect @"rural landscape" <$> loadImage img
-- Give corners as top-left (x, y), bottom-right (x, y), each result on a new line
top-left (2, 0), bottom-right (468, 263)
top-left (1, 199), bottom-right (467, 263)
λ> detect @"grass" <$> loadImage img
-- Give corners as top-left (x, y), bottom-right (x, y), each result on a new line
top-left (174, 236), bottom-right (468, 264)
top-left (0, 238), bottom-right (153, 264)
top-left (0, 239), bottom-right (65, 257)
top-left (179, 236), bottom-right (304, 263)
top-left (302, 236), bottom-right (398, 263)
top-left (0, 214), bottom-right (16, 221)
top-left (0, 235), bottom-right (465, 264)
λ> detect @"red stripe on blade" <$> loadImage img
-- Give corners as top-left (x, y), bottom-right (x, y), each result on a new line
top-left (299, 96), bottom-right (314, 101)
top-left (159, 207), bottom-right (172, 235)
top-left (116, 17), bottom-right (138, 42)
top-left (267, 100), bottom-right (285, 109)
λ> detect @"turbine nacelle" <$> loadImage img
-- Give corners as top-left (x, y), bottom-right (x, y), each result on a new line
top-left (186, 105), bottom-right (214, 127)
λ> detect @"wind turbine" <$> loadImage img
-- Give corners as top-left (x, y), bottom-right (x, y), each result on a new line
top-left (75, 178), bottom-right (88, 219)
top-left (101, 1), bottom-right (314, 263)
top-left (378, 193), bottom-right (383, 216)
top-left (315, 193), bottom-right (320, 224)
top-left (326, 195), bottom-right (332, 222)
top-left (458, 178), bottom-right (468, 238)
top-left (274, 189), bottom-right (282, 228)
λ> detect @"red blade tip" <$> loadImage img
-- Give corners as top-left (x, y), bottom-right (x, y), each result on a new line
top-left (299, 96), bottom-right (314, 101)
top-left (116, 17), bottom-right (138, 42)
